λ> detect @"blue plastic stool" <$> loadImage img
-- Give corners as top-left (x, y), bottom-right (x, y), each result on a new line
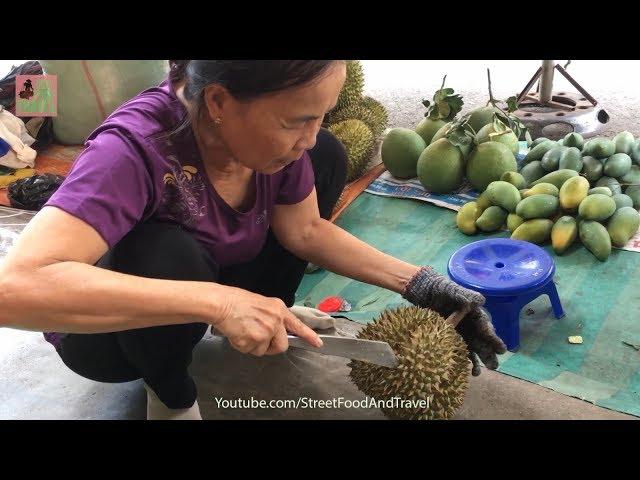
top-left (447, 238), bottom-right (565, 351)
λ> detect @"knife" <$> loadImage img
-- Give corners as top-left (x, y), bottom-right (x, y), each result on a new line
top-left (213, 309), bottom-right (467, 369)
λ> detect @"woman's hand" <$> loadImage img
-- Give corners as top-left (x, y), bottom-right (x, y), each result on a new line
top-left (213, 286), bottom-right (323, 356)
top-left (402, 266), bottom-right (507, 376)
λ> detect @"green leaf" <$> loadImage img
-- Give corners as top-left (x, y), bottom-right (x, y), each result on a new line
top-left (506, 96), bottom-right (519, 113)
top-left (446, 122), bottom-right (475, 150)
top-left (422, 76), bottom-right (465, 121)
top-left (438, 101), bottom-right (451, 119)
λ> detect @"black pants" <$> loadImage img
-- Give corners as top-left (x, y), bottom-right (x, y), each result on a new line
top-left (56, 128), bottom-right (347, 409)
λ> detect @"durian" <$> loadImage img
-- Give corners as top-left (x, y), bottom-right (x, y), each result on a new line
top-left (349, 306), bottom-right (470, 420)
top-left (336, 60), bottom-right (365, 110)
top-left (326, 96), bottom-right (389, 139)
top-left (328, 119), bottom-right (374, 182)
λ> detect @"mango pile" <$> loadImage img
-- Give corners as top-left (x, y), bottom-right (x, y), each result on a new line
top-left (456, 131), bottom-right (640, 261)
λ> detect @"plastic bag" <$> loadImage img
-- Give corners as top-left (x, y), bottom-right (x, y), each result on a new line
top-left (7, 173), bottom-right (65, 211)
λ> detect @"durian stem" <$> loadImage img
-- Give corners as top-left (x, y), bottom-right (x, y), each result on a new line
top-left (440, 75), bottom-right (447, 90)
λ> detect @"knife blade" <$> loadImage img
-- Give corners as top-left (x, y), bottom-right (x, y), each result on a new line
top-left (287, 334), bottom-right (398, 368)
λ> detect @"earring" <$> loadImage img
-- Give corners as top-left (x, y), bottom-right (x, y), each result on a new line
top-left (213, 117), bottom-right (222, 125)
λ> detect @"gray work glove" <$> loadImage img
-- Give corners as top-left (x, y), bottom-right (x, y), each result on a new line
top-left (402, 266), bottom-right (507, 376)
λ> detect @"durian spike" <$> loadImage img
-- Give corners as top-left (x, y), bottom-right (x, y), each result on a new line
top-left (445, 307), bottom-right (471, 328)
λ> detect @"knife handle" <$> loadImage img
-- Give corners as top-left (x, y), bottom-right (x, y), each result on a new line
top-left (445, 307), bottom-right (470, 327)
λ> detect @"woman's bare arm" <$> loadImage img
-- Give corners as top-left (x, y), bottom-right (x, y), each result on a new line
top-left (0, 206), bottom-right (227, 332)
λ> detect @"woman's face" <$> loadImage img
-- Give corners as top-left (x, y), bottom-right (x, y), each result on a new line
top-left (203, 62), bottom-right (346, 174)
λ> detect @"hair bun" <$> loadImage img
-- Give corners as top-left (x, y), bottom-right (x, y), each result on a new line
top-left (168, 60), bottom-right (190, 82)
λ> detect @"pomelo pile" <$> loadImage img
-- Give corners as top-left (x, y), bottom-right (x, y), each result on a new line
top-left (455, 130), bottom-right (640, 262)
top-left (381, 76), bottom-right (525, 195)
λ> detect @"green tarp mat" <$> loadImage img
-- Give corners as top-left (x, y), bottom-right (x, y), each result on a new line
top-left (294, 193), bottom-right (640, 417)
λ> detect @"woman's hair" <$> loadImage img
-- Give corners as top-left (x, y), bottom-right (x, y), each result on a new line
top-left (167, 60), bottom-right (341, 136)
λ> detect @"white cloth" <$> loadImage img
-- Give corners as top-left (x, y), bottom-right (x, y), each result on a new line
top-left (0, 107), bottom-right (37, 169)
top-left (289, 305), bottom-right (335, 330)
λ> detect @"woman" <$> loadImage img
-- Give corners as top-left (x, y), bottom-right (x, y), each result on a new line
top-left (0, 60), bottom-right (505, 420)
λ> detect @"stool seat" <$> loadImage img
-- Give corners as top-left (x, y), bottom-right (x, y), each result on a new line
top-left (447, 238), bottom-right (564, 351)
top-left (448, 239), bottom-right (555, 295)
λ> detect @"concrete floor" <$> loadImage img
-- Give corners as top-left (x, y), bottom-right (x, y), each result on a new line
top-left (0, 319), bottom-right (634, 420)
top-left (1, 60), bottom-right (639, 420)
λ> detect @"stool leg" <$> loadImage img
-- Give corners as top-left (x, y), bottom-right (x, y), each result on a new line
top-left (544, 282), bottom-right (565, 319)
top-left (485, 302), bottom-right (521, 352)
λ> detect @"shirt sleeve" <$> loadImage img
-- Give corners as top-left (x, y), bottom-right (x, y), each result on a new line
top-left (44, 129), bottom-right (154, 248)
top-left (275, 151), bottom-right (315, 205)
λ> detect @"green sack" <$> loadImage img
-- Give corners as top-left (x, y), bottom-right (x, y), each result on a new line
top-left (39, 60), bottom-right (169, 145)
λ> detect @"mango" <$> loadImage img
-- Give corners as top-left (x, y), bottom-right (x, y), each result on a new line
top-left (581, 156), bottom-right (603, 183)
top-left (625, 185), bottom-right (640, 209)
top-left (595, 176), bottom-right (622, 195)
top-left (559, 176), bottom-right (590, 210)
top-left (584, 138), bottom-right (615, 159)
top-left (476, 206), bottom-right (508, 232)
top-left (588, 186), bottom-right (613, 196)
top-left (630, 141), bottom-right (640, 165)
top-left (476, 191), bottom-right (492, 211)
top-left (530, 169), bottom-right (579, 189)
top-left (540, 146), bottom-right (566, 172)
top-left (520, 161), bottom-right (546, 186)
top-left (613, 194), bottom-right (634, 210)
top-left (551, 216), bottom-right (578, 254)
top-left (500, 171), bottom-right (527, 190)
top-left (486, 181), bottom-right (521, 213)
top-left (603, 153), bottom-right (632, 178)
top-left (507, 213), bottom-right (525, 233)
top-left (613, 131), bottom-right (635, 155)
top-left (523, 140), bottom-right (557, 165)
top-left (456, 201), bottom-right (482, 235)
top-left (607, 207), bottom-right (640, 247)
top-left (516, 194), bottom-right (559, 219)
top-left (564, 132), bottom-right (584, 149)
top-left (511, 219), bottom-right (554, 244)
top-left (522, 182), bottom-right (559, 198)
top-left (558, 147), bottom-right (583, 172)
top-left (579, 220), bottom-right (612, 261)
top-left (531, 137), bottom-right (550, 148)
top-left (620, 165), bottom-right (640, 186)
top-left (578, 194), bottom-right (616, 221)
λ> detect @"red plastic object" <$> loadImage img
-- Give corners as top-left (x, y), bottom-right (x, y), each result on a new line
top-left (317, 296), bottom-right (344, 313)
